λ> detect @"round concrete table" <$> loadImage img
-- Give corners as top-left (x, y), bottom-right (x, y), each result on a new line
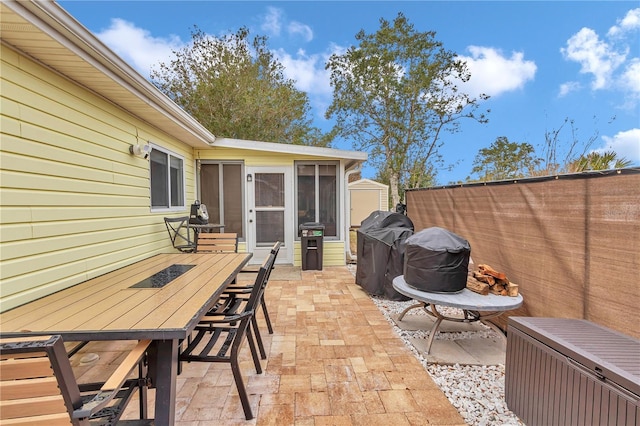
top-left (392, 275), bottom-right (524, 354)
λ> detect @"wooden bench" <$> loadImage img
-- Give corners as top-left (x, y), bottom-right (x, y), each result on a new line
top-left (0, 335), bottom-right (152, 425)
top-left (195, 232), bottom-right (238, 253)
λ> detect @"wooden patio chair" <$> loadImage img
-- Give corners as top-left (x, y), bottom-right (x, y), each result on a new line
top-left (179, 249), bottom-right (277, 420)
top-left (0, 335), bottom-right (152, 425)
top-left (195, 232), bottom-right (238, 253)
top-left (164, 216), bottom-right (196, 252)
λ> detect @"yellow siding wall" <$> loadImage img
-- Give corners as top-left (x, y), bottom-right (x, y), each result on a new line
top-left (0, 45), bottom-right (196, 311)
top-left (293, 241), bottom-right (346, 267)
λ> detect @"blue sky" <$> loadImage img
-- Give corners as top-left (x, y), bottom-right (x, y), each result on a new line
top-left (60, 1), bottom-right (639, 184)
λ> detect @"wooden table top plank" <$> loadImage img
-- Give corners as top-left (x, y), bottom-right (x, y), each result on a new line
top-left (152, 253), bottom-right (248, 328)
top-left (0, 277), bottom-right (88, 325)
top-left (57, 252), bottom-right (211, 332)
top-left (17, 285), bottom-right (153, 332)
top-left (0, 256), bottom-right (169, 323)
top-left (48, 290), bottom-right (155, 332)
top-left (123, 253), bottom-right (249, 330)
top-left (70, 291), bottom-right (154, 332)
top-left (0, 254), bottom-right (191, 332)
top-left (0, 255), bottom-right (185, 330)
top-left (0, 253), bottom-right (249, 340)
top-left (101, 253), bottom-right (230, 331)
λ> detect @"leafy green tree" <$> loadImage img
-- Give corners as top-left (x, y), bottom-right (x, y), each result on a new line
top-left (469, 136), bottom-right (540, 182)
top-left (569, 151), bottom-right (632, 172)
top-left (325, 13), bottom-right (489, 206)
top-left (406, 157), bottom-right (437, 189)
top-left (151, 27), bottom-right (325, 146)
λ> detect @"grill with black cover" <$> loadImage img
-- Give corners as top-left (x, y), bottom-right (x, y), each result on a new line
top-left (355, 211), bottom-right (414, 300)
top-left (403, 227), bottom-right (471, 293)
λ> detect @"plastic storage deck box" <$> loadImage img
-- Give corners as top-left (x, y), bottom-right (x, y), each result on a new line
top-left (505, 316), bottom-right (640, 426)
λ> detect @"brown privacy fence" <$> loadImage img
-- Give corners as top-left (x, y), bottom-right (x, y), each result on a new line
top-left (405, 168), bottom-right (640, 339)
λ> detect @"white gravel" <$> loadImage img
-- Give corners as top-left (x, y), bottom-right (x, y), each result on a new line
top-left (346, 264), bottom-right (523, 425)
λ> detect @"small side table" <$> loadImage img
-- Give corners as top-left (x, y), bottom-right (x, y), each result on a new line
top-left (392, 275), bottom-right (524, 354)
top-left (189, 223), bottom-right (225, 233)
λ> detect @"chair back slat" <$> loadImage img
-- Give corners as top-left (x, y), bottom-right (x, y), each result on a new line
top-left (196, 232), bottom-right (238, 253)
top-left (1, 376), bottom-right (60, 400)
top-left (1, 395), bottom-right (69, 422)
top-left (0, 356), bottom-right (53, 380)
top-left (0, 336), bottom-right (75, 423)
top-left (0, 413), bottom-right (72, 425)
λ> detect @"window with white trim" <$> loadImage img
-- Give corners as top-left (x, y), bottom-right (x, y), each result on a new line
top-left (150, 146), bottom-right (185, 210)
top-left (295, 162), bottom-right (339, 238)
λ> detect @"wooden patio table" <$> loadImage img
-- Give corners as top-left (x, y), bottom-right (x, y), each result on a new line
top-left (0, 251), bottom-right (252, 426)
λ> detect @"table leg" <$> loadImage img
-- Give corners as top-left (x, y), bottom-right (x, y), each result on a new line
top-left (139, 357), bottom-right (149, 419)
top-left (148, 339), bottom-right (178, 426)
top-left (398, 302), bottom-right (426, 321)
top-left (397, 302), bottom-right (444, 354)
top-left (480, 318), bottom-right (508, 343)
top-left (425, 316), bottom-right (444, 355)
top-left (424, 305), bottom-right (455, 355)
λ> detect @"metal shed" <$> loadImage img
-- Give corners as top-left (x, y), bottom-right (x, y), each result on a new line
top-left (348, 179), bottom-right (389, 227)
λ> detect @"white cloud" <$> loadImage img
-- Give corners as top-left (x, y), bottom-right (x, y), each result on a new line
top-left (288, 21), bottom-right (313, 42)
top-left (558, 81), bottom-right (581, 97)
top-left (561, 28), bottom-right (625, 90)
top-left (261, 7), bottom-right (282, 37)
top-left (607, 8), bottom-right (640, 37)
top-left (457, 46), bottom-right (537, 98)
top-left (260, 7), bottom-right (313, 42)
top-left (598, 128), bottom-right (640, 164)
top-left (271, 43), bottom-right (348, 120)
top-left (620, 58), bottom-right (640, 102)
top-left (95, 18), bottom-right (183, 77)
top-left (561, 8), bottom-right (639, 107)
top-left (273, 48), bottom-right (332, 96)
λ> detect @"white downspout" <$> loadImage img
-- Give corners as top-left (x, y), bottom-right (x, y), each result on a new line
top-left (344, 163), bottom-right (362, 263)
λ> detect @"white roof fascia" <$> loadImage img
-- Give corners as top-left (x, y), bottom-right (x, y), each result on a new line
top-left (349, 178), bottom-right (388, 188)
top-left (212, 137), bottom-right (368, 161)
top-left (6, 0), bottom-right (215, 146)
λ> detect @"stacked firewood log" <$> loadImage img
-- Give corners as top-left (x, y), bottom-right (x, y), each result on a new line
top-left (467, 264), bottom-right (519, 296)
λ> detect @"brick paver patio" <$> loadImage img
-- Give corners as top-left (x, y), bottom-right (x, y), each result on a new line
top-left (72, 266), bottom-right (466, 425)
